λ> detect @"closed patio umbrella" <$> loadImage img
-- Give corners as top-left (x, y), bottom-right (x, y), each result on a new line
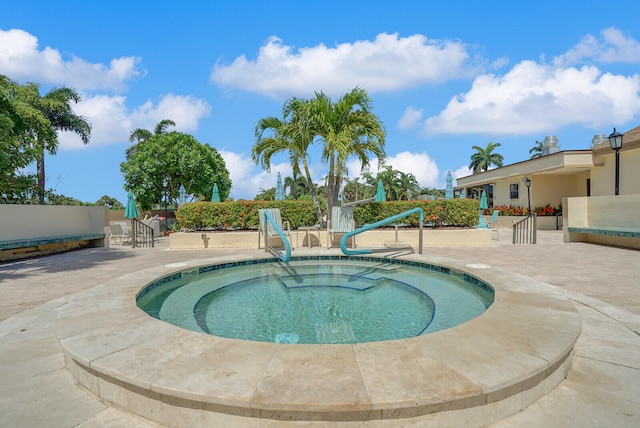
top-left (479, 190), bottom-right (488, 211)
top-left (459, 188), bottom-right (466, 198)
top-left (177, 184), bottom-right (186, 207)
top-left (211, 183), bottom-right (221, 202)
top-left (445, 171), bottom-right (453, 200)
top-left (375, 180), bottom-right (386, 202)
top-left (124, 191), bottom-right (139, 219)
top-left (275, 172), bottom-right (285, 201)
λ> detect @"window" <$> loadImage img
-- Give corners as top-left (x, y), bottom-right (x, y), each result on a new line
top-left (510, 183), bottom-right (519, 199)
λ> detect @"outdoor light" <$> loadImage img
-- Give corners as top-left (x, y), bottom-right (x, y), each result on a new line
top-left (162, 177), bottom-right (169, 233)
top-left (524, 177), bottom-right (532, 215)
top-left (608, 128), bottom-right (623, 195)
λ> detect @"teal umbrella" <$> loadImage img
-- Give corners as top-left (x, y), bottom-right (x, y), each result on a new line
top-left (177, 184), bottom-right (186, 207)
top-left (275, 172), bottom-right (285, 200)
top-left (478, 190), bottom-right (489, 229)
top-left (445, 171), bottom-right (453, 200)
top-left (375, 180), bottom-right (386, 202)
top-left (459, 188), bottom-right (466, 198)
top-left (124, 191), bottom-right (139, 219)
top-left (211, 183), bottom-right (221, 202)
top-left (479, 190), bottom-right (488, 210)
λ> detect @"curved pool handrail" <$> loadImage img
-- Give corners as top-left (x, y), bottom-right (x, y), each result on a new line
top-left (263, 210), bottom-right (291, 262)
top-left (340, 207), bottom-right (424, 256)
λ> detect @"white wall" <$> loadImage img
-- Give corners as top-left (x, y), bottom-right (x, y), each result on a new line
top-left (0, 205), bottom-right (108, 241)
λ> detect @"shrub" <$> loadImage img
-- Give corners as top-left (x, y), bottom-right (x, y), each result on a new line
top-left (176, 199), bottom-right (480, 231)
top-left (175, 200), bottom-right (317, 230)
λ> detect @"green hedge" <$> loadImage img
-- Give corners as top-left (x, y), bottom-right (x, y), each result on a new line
top-left (175, 199), bottom-right (480, 230)
top-left (175, 200), bottom-right (317, 230)
top-left (354, 199), bottom-right (479, 227)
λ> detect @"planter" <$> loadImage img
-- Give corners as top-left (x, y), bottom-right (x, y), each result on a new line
top-left (169, 228), bottom-right (492, 250)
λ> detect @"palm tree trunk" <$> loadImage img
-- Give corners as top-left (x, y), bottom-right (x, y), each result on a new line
top-left (37, 143), bottom-right (45, 204)
top-left (302, 161), bottom-right (323, 225)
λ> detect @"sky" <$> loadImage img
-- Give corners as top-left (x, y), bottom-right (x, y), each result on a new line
top-left (2, 0), bottom-right (640, 205)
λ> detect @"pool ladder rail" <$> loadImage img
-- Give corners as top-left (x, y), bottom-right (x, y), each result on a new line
top-left (340, 208), bottom-right (424, 256)
top-left (262, 210), bottom-right (292, 262)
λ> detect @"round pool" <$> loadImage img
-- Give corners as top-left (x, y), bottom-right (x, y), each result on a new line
top-left (137, 256), bottom-right (494, 344)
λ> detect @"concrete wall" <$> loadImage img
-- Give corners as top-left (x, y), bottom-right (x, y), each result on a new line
top-left (563, 194), bottom-right (640, 248)
top-left (590, 149), bottom-right (640, 196)
top-left (0, 205), bottom-right (108, 241)
top-left (170, 228), bottom-right (492, 249)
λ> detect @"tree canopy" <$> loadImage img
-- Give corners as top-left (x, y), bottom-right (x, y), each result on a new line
top-left (120, 131), bottom-right (231, 210)
top-left (253, 87), bottom-right (386, 221)
top-left (469, 142), bottom-right (504, 173)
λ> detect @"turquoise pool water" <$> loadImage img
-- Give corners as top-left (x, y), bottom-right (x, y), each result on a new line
top-left (137, 257), bottom-right (494, 344)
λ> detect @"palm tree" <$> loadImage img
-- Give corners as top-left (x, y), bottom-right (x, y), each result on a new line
top-left (253, 98), bottom-right (322, 223)
top-left (31, 86), bottom-right (91, 204)
top-left (308, 88), bottom-right (386, 221)
top-left (529, 140), bottom-right (544, 159)
top-left (127, 119), bottom-right (175, 158)
top-left (469, 142), bottom-right (504, 174)
top-left (397, 171), bottom-right (420, 200)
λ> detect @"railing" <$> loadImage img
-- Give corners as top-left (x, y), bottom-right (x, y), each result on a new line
top-left (556, 212), bottom-right (563, 230)
top-left (131, 218), bottom-right (154, 248)
top-left (340, 208), bottom-right (424, 256)
top-left (262, 210), bottom-right (291, 262)
top-left (512, 214), bottom-right (537, 244)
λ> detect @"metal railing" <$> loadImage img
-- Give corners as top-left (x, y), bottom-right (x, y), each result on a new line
top-left (262, 210), bottom-right (291, 262)
top-left (340, 208), bottom-right (424, 255)
top-left (512, 214), bottom-right (537, 244)
top-left (131, 218), bottom-right (154, 248)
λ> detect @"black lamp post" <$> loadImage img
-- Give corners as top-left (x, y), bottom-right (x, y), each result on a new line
top-left (524, 177), bottom-right (531, 215)
top-left (608, 128), bottom-right (623, 195)
top-left (162, 177), bottom-right (169, 233)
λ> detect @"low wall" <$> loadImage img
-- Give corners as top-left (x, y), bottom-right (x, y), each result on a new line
top-left (170, 228), bottom-right (491, 249)
top-left (0, 205), bottom-right (108, 241)
top-left (563, 194), bottom-right (640, 248)
top-left (489, 215), bottom-right (561, 230)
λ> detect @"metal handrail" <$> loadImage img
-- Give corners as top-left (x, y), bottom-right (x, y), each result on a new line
top-left (262, 210), bottom-right (291, 262)
top-left (340, 208), bottom-right (424, 255)
top-left (131, 218), bottom-right (154, 248)
top-left (512, 214), bottom-right (537, 244)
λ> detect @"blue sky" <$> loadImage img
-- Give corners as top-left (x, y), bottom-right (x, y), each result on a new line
top-left (2, 0), bottom-right (639, 205)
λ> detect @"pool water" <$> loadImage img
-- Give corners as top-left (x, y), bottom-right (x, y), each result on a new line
top-left (137, 258), bottom-right (493, 344)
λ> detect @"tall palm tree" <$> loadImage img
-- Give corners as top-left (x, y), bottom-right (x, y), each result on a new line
top-left (253, 98), bottom-right (323, 223)
top-left (529, 140), bottom-right (544, 159)
top-left (469, 141), bottom-right (504, 174)
top-left (33, 86), bottom-right (91, 203)
top-left (308, 88), bottom-right (386, 221)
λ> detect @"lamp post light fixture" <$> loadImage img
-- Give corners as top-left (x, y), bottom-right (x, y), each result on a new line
top-left (162, 177), bottom-right (169, 233)
top-left (524, 177), bottom-right (532, 215)
top-left (608, 128), bottom-right (623, 195)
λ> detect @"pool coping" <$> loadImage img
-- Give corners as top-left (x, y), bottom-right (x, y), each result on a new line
top-left (56, 252), bottom-right (581, 427)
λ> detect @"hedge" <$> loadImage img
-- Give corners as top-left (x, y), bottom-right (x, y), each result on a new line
top-left (175, 199), bottom-right (480, 230)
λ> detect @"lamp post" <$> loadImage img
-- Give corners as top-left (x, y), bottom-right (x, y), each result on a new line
top-left (162, 178), bottom-right (169, 233)
top-left (608, 128), bottom-right (623, 195)
top-left (524, 177), bottom-right (531, 215)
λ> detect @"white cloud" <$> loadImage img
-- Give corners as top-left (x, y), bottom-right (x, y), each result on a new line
top-left (554, 27), bottom-right (640, 67)
top-left (397, 106), bottom-right (424, 130)
top-left (211, 33), bottom-right (474, 98)
top-left (0, 28), bottom-right (144, 92)
top-left (58, 93), bottom-right (212, 150)
top-left (131, 94), bottom-right (211, 132)
top-left (424, 61), bottom-right (640, 135)
top-left (219, 150), bottom-right (293, 200)
top-left (346, 151), bottom-right (440, 189)
top-left (453, 165), bottom-right (472, 180)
